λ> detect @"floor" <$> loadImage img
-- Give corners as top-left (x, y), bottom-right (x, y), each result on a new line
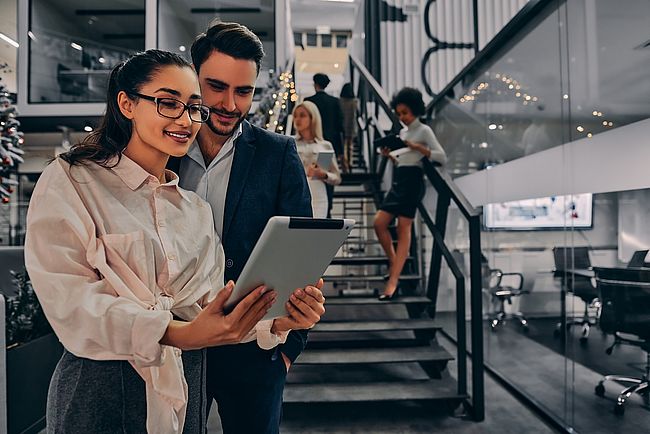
top-left (207, 336), bottom-right (556, 433)
top-left (437, 312), bottom-right (650, 434)
top-left (526, 317), bottom-right (647, 379)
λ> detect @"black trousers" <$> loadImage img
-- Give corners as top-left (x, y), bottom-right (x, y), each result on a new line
top-left (206, 342), bottom-right (288, 434)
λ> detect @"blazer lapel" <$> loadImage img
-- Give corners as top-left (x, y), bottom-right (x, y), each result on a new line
top-left (223, 122), bottom-right (257, 238)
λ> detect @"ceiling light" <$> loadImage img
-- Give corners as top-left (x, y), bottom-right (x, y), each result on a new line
top-left (70, 42), bottom-right (83, 51)
top-left (179, 45), bottom-right (186, 52)
top-left (0, 33), bottom-right (19, 48)
top-left (488, 124), bottom-right (497, 130)
top-left (84, 124), bottom-right (93, 132)
top-left (98, 57), bottom-right (106, 64)
top-left (28, 31), bottom-right (37, 41)
top-left (576, 126), bottom-right (584, 132)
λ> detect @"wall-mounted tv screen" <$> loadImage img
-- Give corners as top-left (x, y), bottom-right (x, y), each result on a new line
top-left (484, 193), bottom-right (593, 230)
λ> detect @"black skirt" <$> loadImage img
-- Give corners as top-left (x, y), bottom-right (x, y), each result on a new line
top-left (379, 166), bottom-right (425, 219)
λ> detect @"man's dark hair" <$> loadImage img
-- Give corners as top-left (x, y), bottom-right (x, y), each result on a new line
top-left (191, 21), bottom-right (265, 74)
top-left (313, 73), bottom-right (330, 90)
top-left (390, 87), bottom-right (426, 117)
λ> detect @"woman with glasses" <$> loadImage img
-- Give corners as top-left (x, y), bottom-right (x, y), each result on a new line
top-left (24, 50), bottom-right (277, 434)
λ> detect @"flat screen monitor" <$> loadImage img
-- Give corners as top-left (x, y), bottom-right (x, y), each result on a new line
top-left (483, 193), bottom-right (593, 230)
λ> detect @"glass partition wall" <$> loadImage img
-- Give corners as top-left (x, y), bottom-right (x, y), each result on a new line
top-left (429, 0), bottom-right (650, 431)
top-left (18, 0), bottom-right (282, 115)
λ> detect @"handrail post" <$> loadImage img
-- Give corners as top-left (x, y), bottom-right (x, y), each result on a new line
top-left (426, 192), bottom-right (450, 316)
top-left (469, 216), bottom-right (485, 421)
top-left (456, 277), bottom-right (467, 396)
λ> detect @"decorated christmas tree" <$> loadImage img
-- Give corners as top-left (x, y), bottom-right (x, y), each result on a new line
top-left (0, 73), bottom-right (23, 204)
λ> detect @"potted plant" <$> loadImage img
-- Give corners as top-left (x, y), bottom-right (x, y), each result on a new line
top-left (5, 269), bottom-right (62, 434)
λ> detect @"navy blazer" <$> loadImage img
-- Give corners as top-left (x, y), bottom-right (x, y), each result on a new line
top-left (170, 120), bottom-right (313, 362)
top-left (305, 91), bottom-right (344, 152)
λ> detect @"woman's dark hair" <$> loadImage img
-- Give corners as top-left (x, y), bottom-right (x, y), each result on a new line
top-left (191, 21), bottom-right (265, 75)
top-left (340, 83), bottom-right (355, 98)
top-left (60, 49), bottom-right (192, 167)
top-left (390, 87), bottom-right (426, 117)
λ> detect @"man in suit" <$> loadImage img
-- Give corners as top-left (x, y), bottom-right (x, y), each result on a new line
top-left (172, 22), bottom-right (326, 434)
top-left (305, 73), bottom-right (344, 217)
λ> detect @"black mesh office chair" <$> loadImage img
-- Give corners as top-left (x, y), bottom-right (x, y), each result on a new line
top-left (627, 249), bottom-right (649, 268)
top-left (593, 267), bottom-right (650, 416)
top-left (553, 247), bottom-right (600, 342)
top-left (481, 255), bottom-right (528, 332)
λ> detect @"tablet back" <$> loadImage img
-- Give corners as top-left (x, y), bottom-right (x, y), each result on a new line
top-left (224, 216), bottom-right (355, 320)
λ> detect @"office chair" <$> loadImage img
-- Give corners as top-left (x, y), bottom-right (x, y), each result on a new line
top-left (553, 246), bottom-right (599, 342)
top-left (593, 267), bottom-right (650, 416)
top-left (481, 255), bottom-right (528, 332)
top-left (627, 249), bottom-right (649, 268)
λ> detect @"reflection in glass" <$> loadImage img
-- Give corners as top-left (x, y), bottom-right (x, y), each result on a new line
top-left (157, 0), bottom-right (276, 91)
top-left (29, 0), bottom-right (145, 103)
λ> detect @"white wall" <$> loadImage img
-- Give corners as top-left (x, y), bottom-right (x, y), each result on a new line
top-left (379, 0), bottom-right (528, 101)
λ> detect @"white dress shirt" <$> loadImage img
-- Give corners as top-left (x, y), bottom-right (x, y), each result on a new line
top-left (178, 124), bottom-right (289, 347)
top-left (179, 124), bottom-right (242, 239)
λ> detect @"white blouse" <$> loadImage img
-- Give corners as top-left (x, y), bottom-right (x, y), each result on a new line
top-left (24, 155), bottom-right (285, 433)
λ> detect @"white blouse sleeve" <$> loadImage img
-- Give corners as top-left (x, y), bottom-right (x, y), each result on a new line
top-left (24, 162), bottom-right (171, 367)
top-left (423, 126), bottom-right (447, 165)
top-left (323, 142), bottom-right (342, 186)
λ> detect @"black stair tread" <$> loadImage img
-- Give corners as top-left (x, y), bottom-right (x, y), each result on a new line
top-left (311, 319), bottom-right (441, 333)
top-left (331, 256), bottom-right (412, 265)
top-left (323, 274), bottom-right (421, 282)
top-left (341, 173), bottom-right (378, 182)
top-left (283, 378), bottom-right (465, 403)
top-left (325, 295), bottom-right (432, 305)
top-left (296, 345), bottom-right (453, 365)
top-left (333, 191), bottom-right (374, 198)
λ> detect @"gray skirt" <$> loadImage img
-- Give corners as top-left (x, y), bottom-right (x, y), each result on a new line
top-left (46, 349), bottom-right (206, 434)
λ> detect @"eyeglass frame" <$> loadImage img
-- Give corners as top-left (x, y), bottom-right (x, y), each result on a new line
top-left (126, 91), bottom-right (211, 123)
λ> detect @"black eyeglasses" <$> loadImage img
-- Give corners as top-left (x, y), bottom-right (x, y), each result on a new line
top-left (128, 92), bottom-right (211, 123)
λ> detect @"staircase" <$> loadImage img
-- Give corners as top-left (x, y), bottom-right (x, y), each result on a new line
top-left (283, 172), bottom-right (467, 412)
top-left (282, 52), bottom-right (485, 421)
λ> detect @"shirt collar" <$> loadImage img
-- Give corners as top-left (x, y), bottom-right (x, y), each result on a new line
top-left (109, 154), bottom-right (192, 202)
top-left (185, 122), bottom-right (243, 170)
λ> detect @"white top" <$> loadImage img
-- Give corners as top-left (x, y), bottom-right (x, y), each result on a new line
top-left (295, 138), bottom-right (342, 218)
top-left (394, 119), bottom-right (447, 167)
top-left (178, 124), bottom-right (242, 239)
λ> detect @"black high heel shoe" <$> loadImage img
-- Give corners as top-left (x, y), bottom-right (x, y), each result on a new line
top-left (378, 288), bottom-right (398, 301)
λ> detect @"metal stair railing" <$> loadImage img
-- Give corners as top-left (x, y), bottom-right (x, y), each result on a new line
top-left (348, 53), bottom-right (485, 421)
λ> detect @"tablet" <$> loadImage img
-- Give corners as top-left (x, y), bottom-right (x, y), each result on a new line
top-left (315, 150), bottom-right (334, 169)
top-left (373, 134), bottom-right (405, 151)
top-left (224, 216), bottom-right (355, 320)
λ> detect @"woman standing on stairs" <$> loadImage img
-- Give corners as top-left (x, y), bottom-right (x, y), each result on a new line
top-left (293, 100), bottom-right (342, 218)
top-left (374, 87), bottom-right (447, 300)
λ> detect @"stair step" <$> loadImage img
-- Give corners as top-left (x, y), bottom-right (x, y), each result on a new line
top-left (323, 274), bottom-right (420, 282)
top-left (311, 319), bottom-right (440, 333)
top-left (284, 379), bottom-right (465, 403)
top-left (330, 256), bottom-right (388, 265)
top-left (333, 191), bottom-right (374, 198)
top-left (296, 345), bottom-right (453, 365)
top-left (341, 173), bottom-right (378, 184)
top-left (325, 295), bottom-right (432, 305)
